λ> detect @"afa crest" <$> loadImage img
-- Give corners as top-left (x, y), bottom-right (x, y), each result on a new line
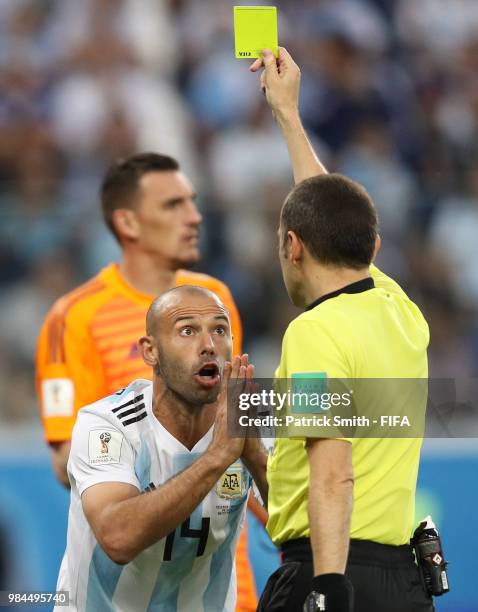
top-left (216, 463), bottom-right (246, 500)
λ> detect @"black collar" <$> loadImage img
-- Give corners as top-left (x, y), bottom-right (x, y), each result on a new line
top-left (305, 277), bottom-right (375, 311)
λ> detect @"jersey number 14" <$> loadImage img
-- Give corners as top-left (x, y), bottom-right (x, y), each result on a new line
top-left (163, 517), bottom-right (211, 561)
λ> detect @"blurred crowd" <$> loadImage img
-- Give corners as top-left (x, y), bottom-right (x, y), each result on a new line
top-left (1, 0), bottom-right (478, 424)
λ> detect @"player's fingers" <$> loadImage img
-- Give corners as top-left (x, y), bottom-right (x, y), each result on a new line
top-left (240, 353), bottom-right (249, 369)
top-left (251, 381), bottom-right (260, 394)
top-left (247, 364), bottom-right (255, 392)
top-left (249, 58), bottom-right (263, 72)
top-left (243, 370), bottom-right (251, 394)
top-left (245, 382), bottom-right (258, 406)
top-left (236, 365), bottom-right (247, 392)
top-left (223, 361), bottom-right (232, 385)
top-left (230, 355), bottom-right (242, 379)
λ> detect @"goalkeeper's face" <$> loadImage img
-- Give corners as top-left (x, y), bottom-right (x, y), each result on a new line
top-left (132, 171), bottom-right (203, 267)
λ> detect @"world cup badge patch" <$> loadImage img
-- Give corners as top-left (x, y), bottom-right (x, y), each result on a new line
top-left (216, 462), bottom-right (246, 500)
top-left (88, 429), bottom-right (123, 465)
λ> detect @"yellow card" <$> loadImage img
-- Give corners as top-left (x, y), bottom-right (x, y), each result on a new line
top-left (234, 6), bottom-right (278, 59)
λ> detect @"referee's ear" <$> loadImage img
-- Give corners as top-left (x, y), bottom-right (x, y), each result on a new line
top-left (372, 234), bottom-right (382, 262)
top-left (288, 230), bottom-right (304, 265)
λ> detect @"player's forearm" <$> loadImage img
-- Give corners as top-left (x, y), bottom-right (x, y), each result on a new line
top-left (308, 474), bottom-right (353, 575)
top-left (99, 451), bottom-right (228, 564)
top-left (51, 441), bottom-right (71, 489)
top-left (276, 110), bottom-right (327, 184)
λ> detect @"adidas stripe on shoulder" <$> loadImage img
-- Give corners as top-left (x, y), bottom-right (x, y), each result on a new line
top-left (112, 393), bottom-right (147, 427)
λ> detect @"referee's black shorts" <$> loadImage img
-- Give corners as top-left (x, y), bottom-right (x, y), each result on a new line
top-left (257, 538), bottom-right (435, 612)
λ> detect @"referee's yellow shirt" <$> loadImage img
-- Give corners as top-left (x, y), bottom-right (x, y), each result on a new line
top-left (267, 265), bottom-right (429, 547)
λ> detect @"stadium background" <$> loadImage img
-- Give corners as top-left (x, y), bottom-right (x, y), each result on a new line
top-left (0, 0), bottom-right (477, 610)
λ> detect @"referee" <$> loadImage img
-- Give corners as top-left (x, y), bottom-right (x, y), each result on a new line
top-left (250, 49), bottom-right (434, 612)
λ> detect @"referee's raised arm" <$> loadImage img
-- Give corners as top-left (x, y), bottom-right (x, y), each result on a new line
top-left (250, 47), bottom-right (327, 183)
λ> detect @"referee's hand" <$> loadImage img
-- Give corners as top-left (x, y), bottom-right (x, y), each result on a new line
top-left (249, 47), bottom-right (300, 122)
top-left (303, 574), bottom-right (354, 612)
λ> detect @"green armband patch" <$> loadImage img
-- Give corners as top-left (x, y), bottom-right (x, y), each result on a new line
top-left (291, 372), bottom-right (328, 413)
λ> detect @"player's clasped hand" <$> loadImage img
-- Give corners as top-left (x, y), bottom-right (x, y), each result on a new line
top-left (249, 47), bottom-right (301, 120)
top-left (209, 354), bottom-right (255, 465)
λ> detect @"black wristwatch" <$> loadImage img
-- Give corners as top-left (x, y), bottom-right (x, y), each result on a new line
top-left (303, 590), bottom-right (326, 612)
top-left (303, 574), bottom-right (354, 612)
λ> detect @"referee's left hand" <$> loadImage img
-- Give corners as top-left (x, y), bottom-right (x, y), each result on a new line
top-left (303, 574), bottom-right (354, 612)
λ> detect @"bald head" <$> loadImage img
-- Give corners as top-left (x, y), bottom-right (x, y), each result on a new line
top-left (140, 285), bottom-right (233, 407)
top-left (146, 285), bottom-right (228, 337)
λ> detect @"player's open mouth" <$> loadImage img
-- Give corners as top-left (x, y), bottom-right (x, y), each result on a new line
top-left (194, 363), bottom-right (220, 388)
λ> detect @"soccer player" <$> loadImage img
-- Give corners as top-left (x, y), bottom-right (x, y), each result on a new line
top-left (55, 286), bottom-right (268, 612)
top-left (36, 153), bottom-right (257, 611)
top-left (250, 49), bottom-right (433, 611)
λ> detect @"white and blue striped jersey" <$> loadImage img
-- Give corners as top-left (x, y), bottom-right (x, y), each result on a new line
top-left (56, 379), bottom-right (251, 612)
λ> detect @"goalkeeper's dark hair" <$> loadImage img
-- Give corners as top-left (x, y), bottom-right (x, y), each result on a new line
top-left (281, 173), bottom-right (378, 269)
top-left (101, 152), bottom-right (180, 241)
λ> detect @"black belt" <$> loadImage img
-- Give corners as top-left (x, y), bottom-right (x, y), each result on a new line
top-left (281, 538), bottom-right (415, 568)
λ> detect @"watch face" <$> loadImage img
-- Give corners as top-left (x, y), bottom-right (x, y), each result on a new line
top-left (303, 591), bottom-right (326, 612)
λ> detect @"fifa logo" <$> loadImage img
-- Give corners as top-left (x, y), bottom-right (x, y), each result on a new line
top-left (100, 432), bottom-right (112, 454)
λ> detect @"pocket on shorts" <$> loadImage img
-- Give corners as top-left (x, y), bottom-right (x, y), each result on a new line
top-left (406, 565), bottom-right (435, 611)
top-left (257, 562), bottom-right (302, 612)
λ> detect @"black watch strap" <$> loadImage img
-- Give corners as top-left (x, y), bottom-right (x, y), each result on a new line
top-left (303, 574), bottom-right (354, 612)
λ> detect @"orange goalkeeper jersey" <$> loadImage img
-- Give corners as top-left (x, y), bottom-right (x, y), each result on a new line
top-left (36, 262), bottom-right (257, 612)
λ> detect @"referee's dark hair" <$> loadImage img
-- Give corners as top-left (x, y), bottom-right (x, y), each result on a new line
top-left (281, 173), bottom-right (378, 269)
top-left (101, 152), bottom-right (180, 241)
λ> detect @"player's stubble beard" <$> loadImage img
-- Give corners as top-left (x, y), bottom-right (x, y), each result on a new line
top-left (155, 341), bottom-right (221, 409)
top-left (168, 237), bottom-right (201, 272)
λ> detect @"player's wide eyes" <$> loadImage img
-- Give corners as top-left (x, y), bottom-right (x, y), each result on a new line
top-left (215, 326), bottom-right (226, 335)
top-left (180, 327), bottom-right (194, 336)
